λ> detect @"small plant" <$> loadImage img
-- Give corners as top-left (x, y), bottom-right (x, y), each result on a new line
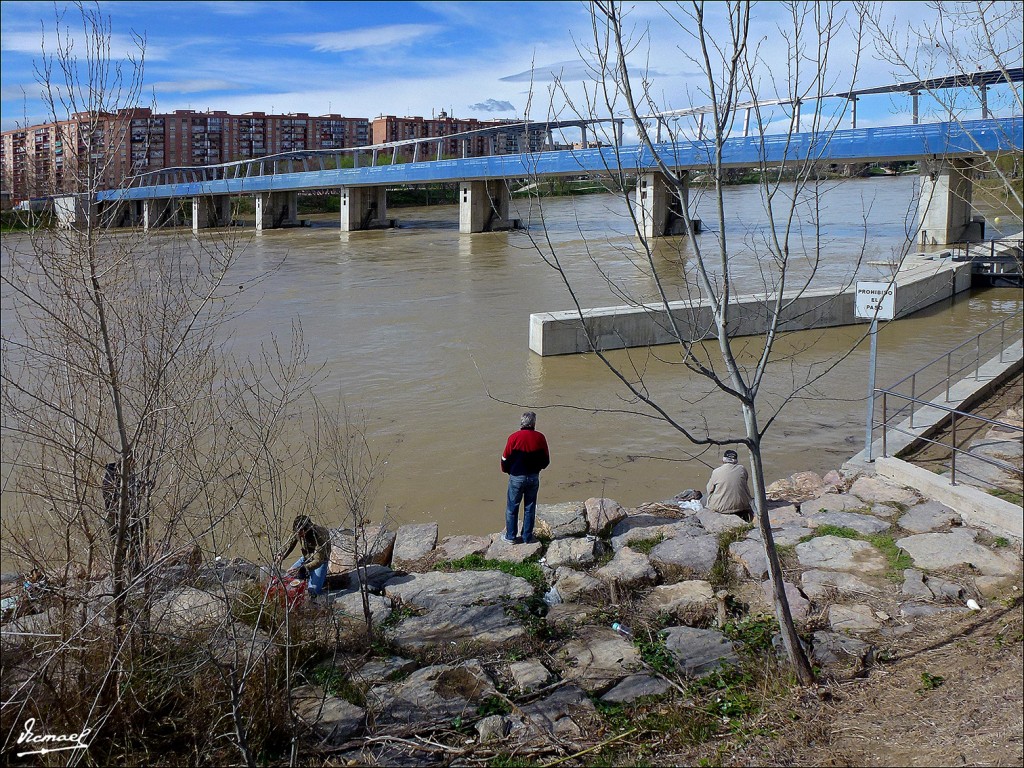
top-left (477, 695), bottom-right (513, 718)
top-left (992, 536), bottom-right (1011, 548)
top-left (434, 554), bottom-right (547, 593)
top-left (919, 671), bottom-right (945, 691)
top-left (722, 615), bottom-right (779, 655)
top-left (638, 632), bottom-right (677, 676)
top-left (799, 524), bottom-right (860, 542)
top-left (309, 667), bottom-right (366, 706)
top-left (628, 535), bottom-right (664, 555)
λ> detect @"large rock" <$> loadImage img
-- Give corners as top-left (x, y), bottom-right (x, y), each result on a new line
top-left (556, 627), bottom-right (643, 693)
top-left (642, 580), bottom-right (716, 623)
top-left (292, 685), bottom-right (364, 745)
top-left (388, 603), bottom-right (527, 651)
top-left (896, 529), bottom-right (1019, 577)
top-left (766, 471), bottom-right (830, 502)
top-left (898, 500), bottom-right (961, 534)
top-left (383, 570), bottom-right (533, 609)
top-left (152, 587), bottom-right (230, 635)
top-left (391, 523), bottom-right (438, 569)
top-left (648, 533), bottom-right (719, 580)
top-left (610, 516), bottom-right (701, 551)
top-left (806, 510), bottom-right (890, 535)
top-left (828, 603), bottom-right (881, 633)
top-left (811, 631), bottom-right (874, 676)
top-left (729, 538), bottom-right (768, 580)
top-left (848, 475), bottom-right (919, 507)
top-left (485, 535), bottom-right (543, 563)
top-left (760, 580), bottom-right (809, 622)
top-left (595, 547), bottom-right (658, 590)
top-left (795, 536), bottom-right (888, 572)
top-left (329, 526), bottom-right (396, 574)
top-left (536, 502), bottom-right (588, 539)
top-left (601, 674), bottom-right (673, 703)
top-left (350, 656), bottom-right (418, 686)
top-left (800, 569), bottom-right (880, 601)
top-left (544, 536), bottom-right (600, 569)
top-left (435, 535), bottom-right (491, 561)
top-left (330, 591), bottom-right (393, 627)
top-left (661, 626), bottom-right (738, 678)
top-left (747, 522), bottom-right (812, 547)
top-left (509, 659), bottom-right (553, 693)
top-left (585, 498), bottom-right (627, 535)
top-left (694, 509), bottom-right (750, 536)
top-left (369, 660), bottom-right (495, 726)
top-left (520, 685), bottom-right (596, 740)
top-left (553, 567), bottom-right (604, 602)
top-left (802, 493), bottom-right (865, 515)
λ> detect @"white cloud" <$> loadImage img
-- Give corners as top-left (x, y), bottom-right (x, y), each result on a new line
top-left (281, 24), bottom-right (441, 53)
top-left (149, 78), bottom-right (244, 94)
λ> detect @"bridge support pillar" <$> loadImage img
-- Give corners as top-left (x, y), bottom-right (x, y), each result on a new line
top-left (192, 195), bottom-right (232, 232)
top-left (143, 199), bottom-right (180, 230)
top-left (637, 172), bottom-right (699, 238)
top-left (340, 186), bottom-right (390, 231)
top-left (917, 159), bottom-right (979, 245)
top-left (459, 180), bottom-right (517, 233)
top-left (255, 191), bottom-right (298, 232)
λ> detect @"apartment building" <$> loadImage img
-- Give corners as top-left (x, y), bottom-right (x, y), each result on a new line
top-left (2, 108), bottom-right (371, 202)
top-left (371, 111), bottom-right (560, 160)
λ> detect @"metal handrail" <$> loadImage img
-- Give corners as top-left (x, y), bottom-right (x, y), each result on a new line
top-left (875, 390), bottom-right (1022, 487)
top-left (881, 311), bottom-right (1023, 430)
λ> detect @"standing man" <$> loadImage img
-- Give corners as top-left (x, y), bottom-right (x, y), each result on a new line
top-left (705, 449), bottom-right (754, 523)
top-left (500, 412), bottom-right (550, 544)
top-left (275, 515), bottom-right (332, 597)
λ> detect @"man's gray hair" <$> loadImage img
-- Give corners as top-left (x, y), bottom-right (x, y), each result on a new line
top-left (520, 411), bottom-right (537, 429)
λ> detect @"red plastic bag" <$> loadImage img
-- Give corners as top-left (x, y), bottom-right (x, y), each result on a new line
top-left (265, 575), bottom-right (308, 607)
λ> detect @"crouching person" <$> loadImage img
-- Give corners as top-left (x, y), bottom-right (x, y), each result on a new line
top-left (275, 515), bottom-right (332, 597)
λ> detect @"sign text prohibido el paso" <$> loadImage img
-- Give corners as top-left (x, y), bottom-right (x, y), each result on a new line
top-left (855, 281), bottom-right (896, 321)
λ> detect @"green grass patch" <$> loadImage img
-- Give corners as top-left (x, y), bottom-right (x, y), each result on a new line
top-left (629, 534), bottom-right (665, 555)
top-left (722, 615), bottom-right (779, 655)
top-left (638, 632), bottom-right (677, 675)
top-left (799, 524), bottom-right (860, 542)
top-left (710, 524), bottom-right (754, 588)
top-left (308, 666), bottom-right (366, 706)
top-left (989, 488), bottom-right (1024, 506)
top-left (799, 524), bottom-right (911, 582)
top-left (434, 553), bottom-right (547, 593)
top-left (993, 536), bottom-right (1011, 548)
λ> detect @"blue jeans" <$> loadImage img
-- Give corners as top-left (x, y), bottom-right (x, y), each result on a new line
top-left (290, 556), bottom-right (328, 596)
top-left (505, 473), bottom-right (540, 541)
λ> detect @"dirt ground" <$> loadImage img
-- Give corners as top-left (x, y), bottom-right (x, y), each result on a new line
top-left (731, 596), bottom-right (1024, 767)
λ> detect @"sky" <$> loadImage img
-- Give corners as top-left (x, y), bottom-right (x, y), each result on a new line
top-left (1, 1), bottom-right (1019, 139)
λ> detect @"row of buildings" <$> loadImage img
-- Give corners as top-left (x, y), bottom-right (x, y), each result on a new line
top-left (1, 107), bottom-right (577, 203)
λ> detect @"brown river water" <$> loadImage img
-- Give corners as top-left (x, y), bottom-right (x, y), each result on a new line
top-left (2, 176), bottom-right (1022, 555)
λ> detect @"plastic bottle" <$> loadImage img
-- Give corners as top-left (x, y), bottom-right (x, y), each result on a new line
top-left (611, 622), bottom-right (633, 638)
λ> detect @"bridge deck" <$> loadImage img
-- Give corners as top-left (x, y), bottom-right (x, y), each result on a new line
top-left (97, 117), bottom-right (1022, 202)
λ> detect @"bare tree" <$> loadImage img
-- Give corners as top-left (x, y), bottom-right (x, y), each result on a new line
top-left (514, 0), bottom-right (894, 684)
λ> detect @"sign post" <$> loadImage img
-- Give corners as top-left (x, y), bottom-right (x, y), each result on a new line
top-left (856, 282), bottom-right (896, 461)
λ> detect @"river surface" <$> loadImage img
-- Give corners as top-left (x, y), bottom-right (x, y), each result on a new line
top-left (3, 176), bottom-right (1022, 547)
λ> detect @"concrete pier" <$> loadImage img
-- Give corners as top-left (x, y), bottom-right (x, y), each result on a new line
top-left (143, 198), bottom-right (181, 230)
top-left (529, 253), bottom-right (973, 356)
top-left (459, 180), bottom-right (519, 233)
top-left (918, 158), bottom-right (979, 245)
top-left (340, 185), bottom-right (391, 231)
top-left (637, 172), bottom-right (699, 237)
top-left (191, 195), bottom-right (233, 232)
top-left (256, 191), bottom-right (298, 232)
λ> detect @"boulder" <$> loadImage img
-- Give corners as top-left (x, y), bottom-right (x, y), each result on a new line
top-left (556, 627), bottom-right (643, 693)
top-left (806, 510), bottom-right (890, 535)
top-left (388, 603), bottom-right (527, 651)
top-left (897, 500), bottom-right (961, 534)
top-left (595, 547), bottom-right (658, 590)
top-left (694, 509), bottom-right (750, 536)
top-left (369, 660), bottom-right (495, 726)
top-left (661, 626), bottom-right (738, 678)
top-left (800, 569), bottom-right (879, 601)
top-left (350, 656), bottom-right (418, 686)
top-left (848, 475), bottom-right (919, 507)
top-left (152, 587), bottom-right (230, 635)
top-left (896, 529), bottom-right (1019, 577)
top-left (329, 526), bottom-right (396, 574)
top-left (485, 535), bottom-right (543, 563)
top-left (642, 580), bottom-right (716, 623)
top-left (729, 538), bottom-right (768, 580)
top-left (509, 659), bottom-right (552, 693)
top-left (648, 534), bottom-right (719, 580)
top-left (585, 498), bottom-right (627, 535)
top-left (476, 714), bottom-right (511, 742)
top-left (811, 631), bottom-right (874, 675)
top-left (391, 523), bottom-right (438, 569)
top-left (601, 673), bottom-right (673, 703)
top-left (610, 516), bottom-right (701, 551)
top-left (795, 536), bottom-right (888, 573)
top-left (383, 570), bottom-right (533, 609)
top-left (828, 603), bottom-right (882, 633)
top-left (520, 685), bottom-right (596, 740)
top-left (553, 567), bottom-right (604, 602)
top-left (330, 591), bottom-right (393, 627)
top-left (747, 522), bottom-right (812, 547)
top-left (435, 535), bottom-right (491, 561)
top-left (760, 580), bottom-right (810, 622)
top-left (543, 536), bottom-right (599, 569)
top-left (536, 502), bottom-right (588, 539)
top-left (292, 685), bottom-right (364, 745)
top-left (802, 493), bottom-right (866, 515)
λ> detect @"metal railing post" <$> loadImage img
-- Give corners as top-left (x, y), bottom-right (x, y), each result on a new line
top-left (881, 393), bottom-right (888, 458)
top-left (949, 411), bottom-right (958, 486)
top-left (976, 335), bottom-right (981, 379)
top-left (945, 352), bottom-right (952, 401)
top-left (909, 374), bottom-right (916, 429)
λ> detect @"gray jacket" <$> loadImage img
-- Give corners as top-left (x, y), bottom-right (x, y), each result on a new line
top-left (706, 462), bottom-right (753, 515)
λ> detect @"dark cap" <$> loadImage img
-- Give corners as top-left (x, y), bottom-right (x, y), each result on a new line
top-left (723, 450), bottom-right (738, 462)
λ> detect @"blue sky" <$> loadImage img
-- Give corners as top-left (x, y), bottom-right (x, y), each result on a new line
top-left (1, 1), bottom-right (1017, 137)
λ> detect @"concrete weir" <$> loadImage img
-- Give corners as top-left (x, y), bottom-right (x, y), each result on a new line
top-left (529, 254), bottom-right (974, 356)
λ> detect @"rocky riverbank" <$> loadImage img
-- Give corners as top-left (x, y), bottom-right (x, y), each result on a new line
top-left (6, 464), bottom-right (1019, 766)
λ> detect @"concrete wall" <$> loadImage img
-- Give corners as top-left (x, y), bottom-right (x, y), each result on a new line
top-left (529, 256), bottom-right (973, 356)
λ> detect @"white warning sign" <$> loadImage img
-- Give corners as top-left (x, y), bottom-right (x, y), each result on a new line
top-left (855, 281), bottom-right (896, 321)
